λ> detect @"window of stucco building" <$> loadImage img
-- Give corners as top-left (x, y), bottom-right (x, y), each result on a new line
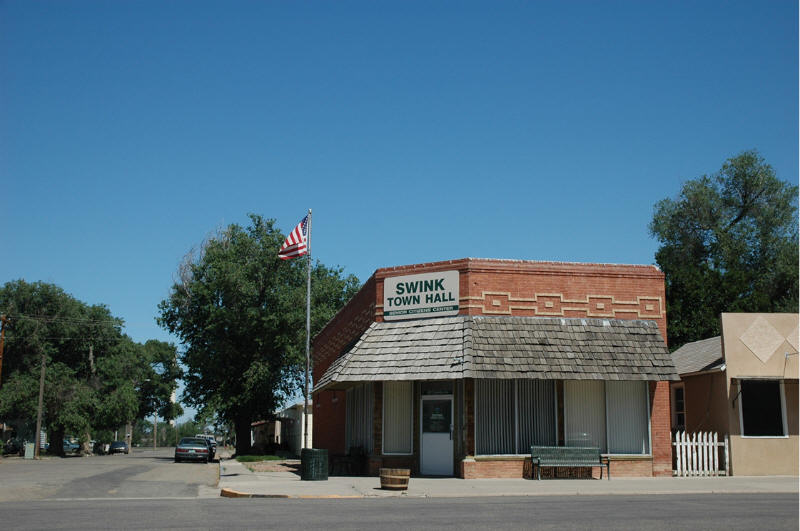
top-left (739, 379), bottom-right (787, 437)
top-left (671, 384), bottom-right (686, 432)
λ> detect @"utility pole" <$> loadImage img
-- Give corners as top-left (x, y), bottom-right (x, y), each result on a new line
top-left (0, 314), bottom-right (7, 389)
top-left (153, 414), bottom-right (157, 452)
top-left (34, 351), bottom-right (46, 458)
top-left (1, 315), bottom-right (7, 443)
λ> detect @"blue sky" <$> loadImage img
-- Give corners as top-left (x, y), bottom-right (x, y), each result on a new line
top-left (2, 1), bottom-right (797, 418)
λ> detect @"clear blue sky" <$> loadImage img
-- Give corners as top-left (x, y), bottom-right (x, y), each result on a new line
top-left (2, 1), bottom-right (797, 417)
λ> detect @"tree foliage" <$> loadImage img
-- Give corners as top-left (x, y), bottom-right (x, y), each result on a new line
top-left (650, 150), bottom-right (798, 349)
top-left (157, 214), bottom-right (360, 454)
top-left (0, 280), bottom-right (181, 453)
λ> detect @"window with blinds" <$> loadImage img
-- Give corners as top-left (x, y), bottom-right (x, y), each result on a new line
top-left (607, 381), bottom-right (650, 454)
top-left (475, 379), bottom-right (556, 455)
top-left (383, 381), bottom-right (413, 454)
top-left (564, 380), bottom-right (607, 451)
top-left (345, 383), bottom-right (373, 454)
top-left (564, 380), bottom-right (651, 455)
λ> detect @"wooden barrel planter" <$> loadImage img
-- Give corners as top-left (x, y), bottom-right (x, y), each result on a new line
top-left (379, 468), bottom-right (410, 490)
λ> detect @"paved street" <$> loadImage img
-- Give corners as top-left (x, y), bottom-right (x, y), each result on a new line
top-left (0, 493), bottom-right (797, 530)
top-left (0, 447), bottom-right (218, 502)
top-left (1, 449), bottom-right (797, 529)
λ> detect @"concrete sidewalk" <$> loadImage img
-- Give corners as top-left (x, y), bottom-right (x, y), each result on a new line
top-left (217, 457), bottom-right (799, 499)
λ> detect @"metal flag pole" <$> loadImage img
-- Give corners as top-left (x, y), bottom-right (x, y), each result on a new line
top-left (303, 208), bottom-right (312, 450)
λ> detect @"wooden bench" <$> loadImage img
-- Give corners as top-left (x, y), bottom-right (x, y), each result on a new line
top-left (530, 446), bottom-right (610, 480)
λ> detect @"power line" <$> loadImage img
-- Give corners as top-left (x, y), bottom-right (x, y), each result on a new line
top-left (0, 312), bottom-right (125, 325)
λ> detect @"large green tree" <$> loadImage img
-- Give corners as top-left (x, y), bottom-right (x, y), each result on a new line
top-left (157, 214), bottom-right (360, 455)
top-left (0, 280), bottom-right (180, 454)
top-left (650, 150), bottom-right (798, 349)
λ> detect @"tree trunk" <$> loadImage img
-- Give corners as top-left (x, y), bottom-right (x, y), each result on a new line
top-left (51, 426), bottom-right (66, 457)
top-left (235, 416), bottom-right (251, 456)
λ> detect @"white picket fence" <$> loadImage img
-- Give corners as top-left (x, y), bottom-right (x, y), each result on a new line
top-left (672, 431), bottom-right (729, 477)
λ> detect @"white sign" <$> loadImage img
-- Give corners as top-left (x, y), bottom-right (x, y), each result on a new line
top-left (383, 270), bottom-right (459, 320)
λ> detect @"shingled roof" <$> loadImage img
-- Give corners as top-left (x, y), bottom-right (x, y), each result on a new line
top-left (315, 316), bottom-right (678, 391)
top-left (670, 336), bottom-right (723, 375)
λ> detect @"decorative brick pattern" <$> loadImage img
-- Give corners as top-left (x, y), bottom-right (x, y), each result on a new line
top-left (461, 292), bottom-right (663, 320)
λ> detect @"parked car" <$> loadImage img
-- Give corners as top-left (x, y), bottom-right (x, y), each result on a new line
top-left (175, 437), bottom-right (211, 463)
top-left (109, 441), bottom-right (129, 454)
top-left (195, 434), bottom-right (217, 460)
top-left (63, 439), bottom-right (80, 455)
top-left (3, 438), bottom-right (24, 455)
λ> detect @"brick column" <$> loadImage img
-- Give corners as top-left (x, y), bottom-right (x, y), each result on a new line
top-left (650, 380), bottom-right (672, 477)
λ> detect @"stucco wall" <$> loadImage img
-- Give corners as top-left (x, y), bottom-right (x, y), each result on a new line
top-left (681, 372), bottom-right (729, 435)
top-left (721, 313), bottom-right (799, 476)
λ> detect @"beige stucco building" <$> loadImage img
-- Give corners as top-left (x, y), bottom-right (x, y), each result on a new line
top-left (671, 313), bottom-right (799, 476)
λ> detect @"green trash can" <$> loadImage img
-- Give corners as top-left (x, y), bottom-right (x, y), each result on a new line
top-left (300, 448), bottom-right (328, 481)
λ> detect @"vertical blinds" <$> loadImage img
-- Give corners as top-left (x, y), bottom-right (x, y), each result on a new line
top-left (564, 380), bottom-right (607, 452)
top-left (383, 381), bottom-right (413, 454)
top-left (475, 379), bottom-right (556, 455)
top-left (345, 383), bottom-right (373, 454)
top-left (606, 381), bottom-right (650, 454)
top-left (517, 380), bottom-right (556, 449)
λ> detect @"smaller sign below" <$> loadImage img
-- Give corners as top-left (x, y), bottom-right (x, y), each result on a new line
top-left (383, 270), bottom-right (460, 320)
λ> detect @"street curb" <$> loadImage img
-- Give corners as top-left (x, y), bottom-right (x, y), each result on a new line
top-left (219, 488), bottom-right (363, 499)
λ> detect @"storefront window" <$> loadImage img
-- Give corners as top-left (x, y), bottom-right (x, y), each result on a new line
top-left (475, 379), bottom-right (555, 455)
top-left (383, 381), bottom-right (413, 454)
top-left (346, 383), bottom-right (373, 453)
top-left (564, 380), bottom-right (651, 455)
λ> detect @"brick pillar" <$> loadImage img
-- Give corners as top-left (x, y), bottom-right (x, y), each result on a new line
top-left (650, 380), bottom-right (672, 477)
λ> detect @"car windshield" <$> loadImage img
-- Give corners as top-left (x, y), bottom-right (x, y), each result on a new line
top-left (179, 438), bottom-right (207, 446)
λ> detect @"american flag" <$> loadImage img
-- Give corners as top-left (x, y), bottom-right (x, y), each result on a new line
top-left (278, 215), bottom-right (309, 260)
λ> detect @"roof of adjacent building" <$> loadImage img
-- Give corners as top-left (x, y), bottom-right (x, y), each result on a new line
top-left (315, 315), bottom-right (678, 391)
top-left (670, 336), bottom-right (724, 375)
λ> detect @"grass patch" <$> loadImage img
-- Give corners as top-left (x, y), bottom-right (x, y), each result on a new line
top-left (236, 455), bottom-right (283, 463)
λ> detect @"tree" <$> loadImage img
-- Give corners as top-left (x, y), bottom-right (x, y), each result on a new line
top-left (0, 280), bottom-right (181, 454)
top-left (157, 214), bottom-right (360, 455)
top-left (650, 150), bottom-right (798, 349)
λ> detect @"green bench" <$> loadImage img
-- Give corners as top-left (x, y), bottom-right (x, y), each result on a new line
top-left (530, 446), bottom-right (610, 480)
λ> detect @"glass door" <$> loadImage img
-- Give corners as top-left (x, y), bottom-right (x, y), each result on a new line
top-left (420, 395), bottom-right (453, 476)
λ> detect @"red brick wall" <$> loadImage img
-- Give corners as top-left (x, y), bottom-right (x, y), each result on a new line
top-left (312, 258), bottom-right (671, 467)
top-left (311, 277), bottom-right (377, 453)
top-left (650, 380), bottom-right (672, 477)
top-left (373, 259), bottom-right (667, 344)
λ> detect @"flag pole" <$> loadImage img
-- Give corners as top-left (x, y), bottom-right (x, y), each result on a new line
top-left (303, 208), bottom-right (312, 450)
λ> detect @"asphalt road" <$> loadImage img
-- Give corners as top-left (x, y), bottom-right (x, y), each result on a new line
top-left (0, 450), bottom-right (796, 530)
top-left (0, 494), bottom-right (797, 530)
top-left (0, 447), bottom-right (218, 502)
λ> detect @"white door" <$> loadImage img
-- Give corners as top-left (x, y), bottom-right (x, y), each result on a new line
top-left (420, 396), bottom-right (453, 476)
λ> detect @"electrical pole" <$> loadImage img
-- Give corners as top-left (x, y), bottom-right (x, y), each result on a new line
top-left (1, 315), bottom-right (8, 443)
top-left (34, 351), bottom-right (46, 458)
top-left (0, 314), bottom-right (7, 389)
top-left (153, 414), bottom-right (157, 452)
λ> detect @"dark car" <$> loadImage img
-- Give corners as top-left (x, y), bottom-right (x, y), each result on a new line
top-left (174, 437), bottom-right (210, 463)
top-left (63, 439), bottom-right (81, 455)
top-left (109, 441), bottom-right (129, 454)
top-left (196, 434), bottom-right (216, 460)
top-left (3, 438), bottom-right (24, 455)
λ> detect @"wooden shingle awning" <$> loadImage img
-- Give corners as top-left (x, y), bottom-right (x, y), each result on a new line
top-left (315, 316), bottom-right (678, 392)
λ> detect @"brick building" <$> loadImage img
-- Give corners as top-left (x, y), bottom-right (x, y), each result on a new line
top-left (312, 258), bottom-right (678, 478)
